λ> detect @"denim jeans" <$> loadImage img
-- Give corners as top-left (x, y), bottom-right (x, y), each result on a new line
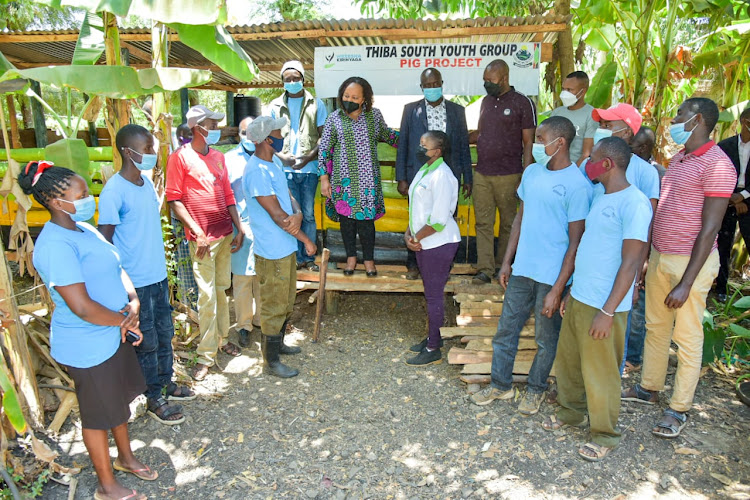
top-left (134, 278), bottom-right (175, 400)
top-left (287, 172), bottom-right (318, 264)
top-left (490, 275), bottom-right (563, 394)
top-left (621, 288), bottom-right (646, 374)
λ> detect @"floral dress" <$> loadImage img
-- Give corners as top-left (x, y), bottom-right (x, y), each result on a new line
top-left (318, 108), bottom-right (399, 221)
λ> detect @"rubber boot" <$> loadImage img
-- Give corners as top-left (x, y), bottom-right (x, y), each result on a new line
top-left (279, 319), bottom-right (301, 355)
top-left (261, 334), bottom-right (299, 378)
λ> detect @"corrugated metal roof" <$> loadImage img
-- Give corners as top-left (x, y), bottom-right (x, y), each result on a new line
top-left (0, 16), bottom-right (569, 90)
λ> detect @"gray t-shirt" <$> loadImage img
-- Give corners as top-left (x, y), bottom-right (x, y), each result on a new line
top-left (550, 103), bottom-right (598, 163)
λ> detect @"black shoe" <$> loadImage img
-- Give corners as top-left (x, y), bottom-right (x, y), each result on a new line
top-left (406, 348), bottom-right (442, 366)
top-left (303, 261), bottom-right (320, 272)
top-left (261, 335), bottom-right (299, 378)
top-left (238, 328), bottom-right (252, 348)
top-left (472, 271), bottom-right (492, 284)
top-left (366, 270), bottom-right (378, 277)
top-left (343, 268), bottom-right (355, 276)
top-left (716, 293), bottom-right (728, 303)
top-left (409, 337), bottom-right (443, 352)
top-left (405, 268), bottom-right (420, 280)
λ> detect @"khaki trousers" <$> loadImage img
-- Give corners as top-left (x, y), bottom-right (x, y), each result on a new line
top-left (641, 248), bottom-right (719, 412)
top-left (232, 274), bottom-right (261, 331)
top-left (473, 171), bottom-right (522, 276)
top-left (256, 253), bottom-right (296, 337)
top-left (190, 235), bottom-right (232, 367)
top-left (556, 297), bottom-right (627, 448)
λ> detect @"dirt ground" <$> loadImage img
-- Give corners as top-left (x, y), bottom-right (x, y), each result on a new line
top-left (36, 291), bottom-right (750, 499)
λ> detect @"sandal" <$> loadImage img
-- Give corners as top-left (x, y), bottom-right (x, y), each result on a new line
top-left (578, 442), bottom-right (614, 462)
top-left (191, 363), bottom-right (209, 381)
top-left (164, 382), bottom-right (196, 401)
top-left (147, 397), bottom-right (185, 426)
top-left (621, 384), bottom-right (658, 405)
top-left (652, 408), bottom-right (688, 439)
top-left (220, 342), bottom-right (242, 357)
top-left (94, 488), bottom-right (147, 500)
top-left (113, 460), bottom-right (159, 481)
top-left (623, 361), bottom-right (641, 374)
top-left (542, 414), bottom-right (588, 432)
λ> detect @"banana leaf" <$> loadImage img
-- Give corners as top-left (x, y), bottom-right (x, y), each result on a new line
top-left (587, 58), bottom-right (618, 109)
top-left (35, 0), bottom-right (227, 24)
top-left (45, 138), bottom-right (92, 187)
top-left (0, 363), bottom-right (27, 434)
top-left (72, 11), bottom-right (106, 66)
top-left (170, 24), bottom-right (258, 83)
top-left (0, 65), bottom-right (212, 99)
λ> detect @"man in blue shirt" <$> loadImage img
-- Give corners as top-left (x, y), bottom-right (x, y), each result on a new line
top-left (225, 115), bottom-right (262, 348)
top-left (245, 116), bottom-right (317, 378)
top-left (270, 60), bottom-right (328, 273)
top-left (471, 117), bottom-right (592, 415)
top-left (99, 124), bottom-right (195, 426)
top-left (544, 137), bottom-right (652, 462)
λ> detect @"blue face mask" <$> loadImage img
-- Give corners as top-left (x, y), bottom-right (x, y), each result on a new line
top-left (57, 195), bottom-right (96, 222)
top-left (128, 148), bottom-right (157, 170)
top-left (532, 138), bottom-right (561, 166)
top-left (669, 114), bottom-right (697, 145)
top-left (268, 135), bottom-right (285, 153)
top-left (423, 87), bottom-right (443, 103)
top-left (241, 138), bottom-right (255, 152)
top-left (593, 126), bottom-right (628, 145)
top-left (284, 81), bottom-right (304, 95)
top-left (199, 126), bottom-right (221, 145)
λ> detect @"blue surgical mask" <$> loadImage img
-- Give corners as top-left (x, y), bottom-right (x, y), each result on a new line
top-left (284, 81), bottom-right (304, 95)
top-left (423, 87), bottom-right (443, 103)
top-left (532, 138), bottom-right (561, 166)
top-left (57, 195), bottom-right (96, 222)
top-left (199, 126), bottom-right (221, 145)
top-left (241, 138), bottom-right (255, 152)
top-left (268, 135), bottom-right (285, 153)
top-left (669, 114), bottom-right (697, 145)
top-left (593, 126), bottom-right (628, 145)
top-left (128, 148), bottom-right (157, 170)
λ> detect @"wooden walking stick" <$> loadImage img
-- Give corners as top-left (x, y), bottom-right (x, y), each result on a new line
top-left (312, 248), bottom-right (330, 343)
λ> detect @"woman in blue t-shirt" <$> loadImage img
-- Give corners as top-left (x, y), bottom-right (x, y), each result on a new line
top-left (19, 162), bottom-right (156, 500)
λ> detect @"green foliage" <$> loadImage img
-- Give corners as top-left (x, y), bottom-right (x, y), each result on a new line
top-left (703, 289), bottom-right (750, 366)
top-left (355, 0), bottom-right (549, 17)
top-left (0, 1), bottom-right (80, 30)
top-left (169, 24), bottom-right (258, 82)
top-left (34, 0), bottom-right (228, 24)
top-left (0, 468), bottom-right (50, 499)
top-left (0, 365), bottom-right (27, 434)
top-left (72, 11), bottom-right (106, 66)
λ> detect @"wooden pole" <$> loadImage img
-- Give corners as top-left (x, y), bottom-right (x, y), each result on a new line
top-left (312, 248), bottom-right (330, 343)
top-left (5, 96), bottom-right (21, 149)
top-left (29, 81), bottom-right (47, 148)
top-left (225, 91), bottom-right (235, 127)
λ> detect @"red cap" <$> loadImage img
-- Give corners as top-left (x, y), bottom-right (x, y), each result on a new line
top-left (592, 103), bottom-right (642, 135)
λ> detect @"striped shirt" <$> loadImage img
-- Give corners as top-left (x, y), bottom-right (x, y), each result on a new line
top-left (166, 145), bottom-right (236, 242)
top-left (652, 141), bottom-right (736, 255)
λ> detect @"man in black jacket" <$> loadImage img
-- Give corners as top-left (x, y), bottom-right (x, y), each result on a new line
top-left (396, 68), bottom-right (472, 279)
top-left (717, 107), bottom-right (750, 300)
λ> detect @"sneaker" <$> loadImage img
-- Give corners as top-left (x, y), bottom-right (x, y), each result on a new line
top-left (518, 391), bottom-right (545, 415)
top-left (470, 386), bottom-right (515, 406)
top-left (405, 268), bottom-right (420, 280)
top-left (472, 272), bottom-right (492, 284)
top-left (409, 337), bottom-right (444, 353)
top-left (405, 348), bottom-right (442, 366)
top-left (237, 328), bottom-right (251, 348)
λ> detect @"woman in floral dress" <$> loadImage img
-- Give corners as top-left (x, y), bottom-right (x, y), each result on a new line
top-left (319, 76), bottom-right (399, 276)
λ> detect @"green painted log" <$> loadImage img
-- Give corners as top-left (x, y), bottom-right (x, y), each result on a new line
top-left (7, 146), bottom-right (113, 163)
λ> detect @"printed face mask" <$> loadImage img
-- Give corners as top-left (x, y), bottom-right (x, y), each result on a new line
top-left (669, 114), bottom-right (697, 145)
top-left (560, 89), bottom-right (581, 107)
top-left (532, 137), bottom-right (562, 166)
top-left (284, 81), bottom-right (304, 94)
top-left (128, 148), bottom-right (157, 170)
top-left (422, 87), bottom-right (443, 103)
top-left (585, 157), bottom-right (610, 182)
top-left (57, 195), bottom-right (96, 222)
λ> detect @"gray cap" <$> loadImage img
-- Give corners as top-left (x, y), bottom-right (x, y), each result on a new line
top-left (246, 116), bottom-right (288, 142)
top-left (186, 105), bottom-right (225, 128)
top-left (280, 60), bottom-right (305, 78)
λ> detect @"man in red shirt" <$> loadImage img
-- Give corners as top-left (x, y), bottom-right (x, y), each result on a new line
top-left (622, 98), bottom-right (736, 438)
top-left (167, 105), bottom-right (245, 381)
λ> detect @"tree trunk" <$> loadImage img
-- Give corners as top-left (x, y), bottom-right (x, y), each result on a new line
top-left (103, 12), bottom-right (128, 171)
top-left (554, 0), bottom-right (574, 81)
top-left (151, 22), bottom-right (172, 200)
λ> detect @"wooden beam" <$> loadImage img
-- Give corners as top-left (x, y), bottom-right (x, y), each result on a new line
top-left (120, 41), bottom-right (151, 63)
top-left (0, 33), bottom-right (79, 42)
top-left (541, 43), bottom-right (553, 63)
top-left (195, 83), bottom-right (239, 93)
top-left (232, 29), bottom-right (327, 41)
top-left (120, 32), bottom-right (179, 42)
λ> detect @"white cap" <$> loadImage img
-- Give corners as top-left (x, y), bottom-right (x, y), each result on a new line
top-left (246, 116), bottom-right (288, 143)
top-left (186, 105), bottom-right (225, 129)
top-left (280, 60), bottom-right (305, 79)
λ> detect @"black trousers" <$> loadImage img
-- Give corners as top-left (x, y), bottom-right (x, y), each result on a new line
top-left (716, 204), bottom-right (750, 293)
top-left (340, 217), bottom-right (376, 261)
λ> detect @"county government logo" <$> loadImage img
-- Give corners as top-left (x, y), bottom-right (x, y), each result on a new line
top-left (324, 52), bottom-right (335, 68)
top-left (513, 45), bottom-right (533, 68)
top-left (324, 51), bottom-right (363, 68)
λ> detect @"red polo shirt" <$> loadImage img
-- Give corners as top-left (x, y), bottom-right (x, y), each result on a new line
top-left (166, 145), bottom-right (236, 242)
top-left (476, 87), bottom-right (537, 176)
top-left (652, 141), bottom-right (736, 255)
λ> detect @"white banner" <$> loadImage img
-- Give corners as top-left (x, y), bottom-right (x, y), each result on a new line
top-left (314, 43), bottom-right (542, 98)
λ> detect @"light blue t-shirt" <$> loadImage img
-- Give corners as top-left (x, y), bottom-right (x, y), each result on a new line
top-left (571, 185), bottom-right (653, 312)
top-left (33, 222), bottom-right (128, 368)
top-left (580, 154), bottom-right (660, 201)
top-left (513, 162), bottom-right (593, 286)
top-left (98, 173), bottom-right (167, 288)
top-left (226, 144), bottom-right (256, 276)
top-left (244, 154), bottom-right (298, 260)
top-left (271, 97), bottom-right (328, 175)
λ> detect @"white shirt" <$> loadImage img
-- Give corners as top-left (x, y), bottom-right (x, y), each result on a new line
top-left (425, 100), bottom-right (447, 133)
top-left (408, 158), bottom-right (461, 250)
top-left (739, 135), bottom-right (750, 196)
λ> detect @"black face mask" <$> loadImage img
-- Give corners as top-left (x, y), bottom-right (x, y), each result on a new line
top-left (341, 100), bottom-right (361, 114)
top-left (416, 145), bottom-right (433, 166)
top-left (484, 81), bottom-right (502, 97)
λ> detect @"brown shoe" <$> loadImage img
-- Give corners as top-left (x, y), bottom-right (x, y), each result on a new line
top-left (405, 268), bottom-right (420, 280)
top-left (191, 363), bottom-right (210, 381)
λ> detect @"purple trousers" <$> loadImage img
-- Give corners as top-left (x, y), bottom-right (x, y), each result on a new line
top-left (416, 242), bottom-right (459, 350)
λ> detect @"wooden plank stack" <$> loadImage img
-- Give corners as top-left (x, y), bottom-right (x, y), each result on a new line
top-left (442, 292), bottom-right (550, 385)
